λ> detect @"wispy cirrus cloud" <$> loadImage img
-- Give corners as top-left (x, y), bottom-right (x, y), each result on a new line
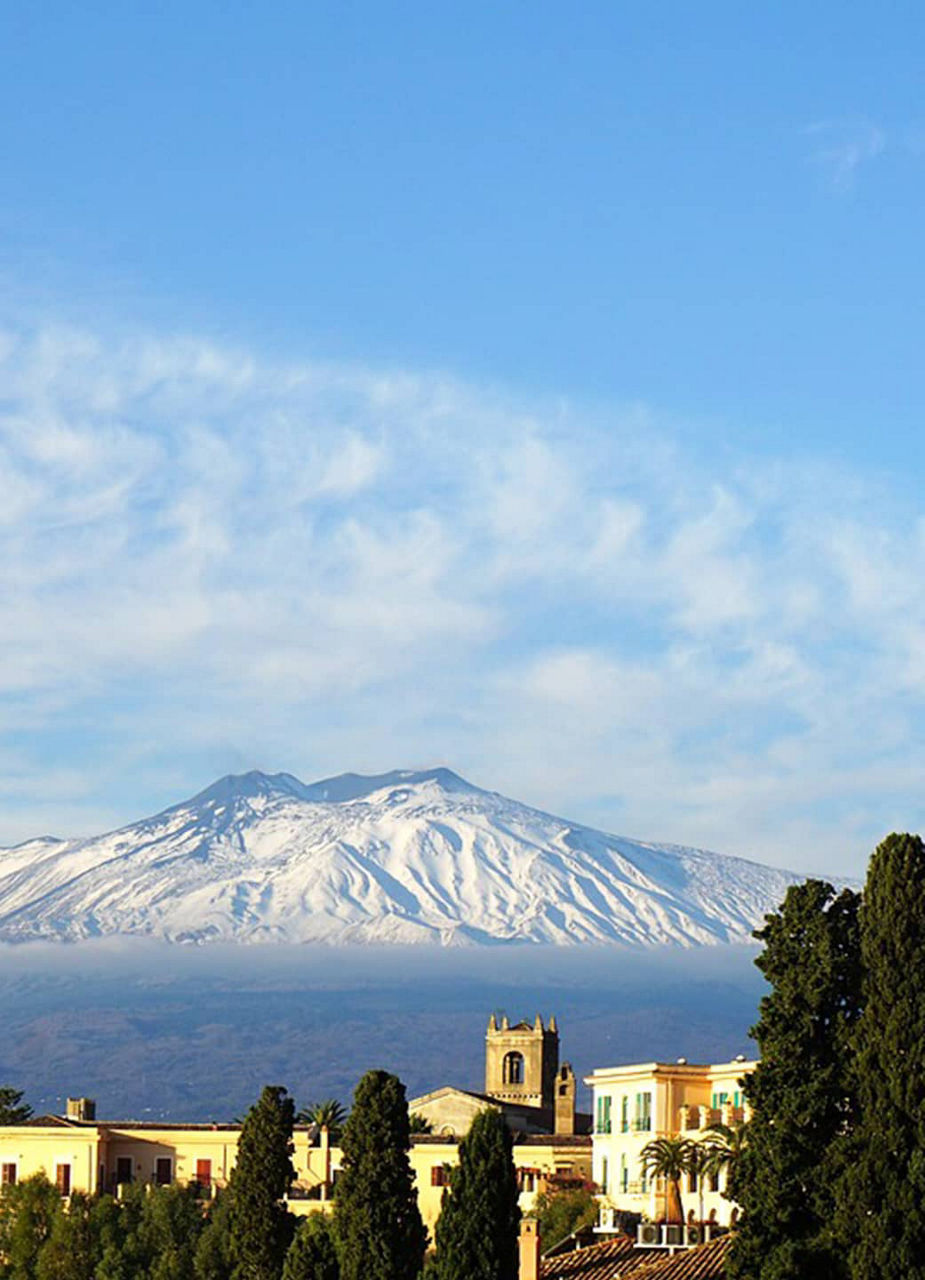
top-left (1, 321), bottom-right (924, 875)
top-left (804, 118), bottom-right (887, 191)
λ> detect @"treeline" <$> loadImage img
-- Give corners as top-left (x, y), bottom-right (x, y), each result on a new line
top-left (0, 1070), bottom-right (521, 1280)
top-left (729, 831), bottom-right (925, 1280)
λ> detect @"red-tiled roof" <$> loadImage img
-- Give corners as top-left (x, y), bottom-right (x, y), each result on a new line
top-left (622, 1237), bottom-right (730, 1280)
top-left (542, 1235), bottom-right (652, 1280)
top-left (542, 1235), bottom-right (730, 1280)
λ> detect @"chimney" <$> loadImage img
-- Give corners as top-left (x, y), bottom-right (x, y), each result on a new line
top-left (519, 1218), bottom-right (541, 1280)
top-left (66, 1097), bottom-right (96, 1122)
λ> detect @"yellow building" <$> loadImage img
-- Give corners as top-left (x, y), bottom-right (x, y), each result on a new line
top-left (408, 1132), bottom-right (591, 1233)
top-left (0, 1096), bottom-right (334, 1207)
top-left (584, 1057), bottom-right (754, 1230)
top-left (0, 1096), bottom-right (591, 1236)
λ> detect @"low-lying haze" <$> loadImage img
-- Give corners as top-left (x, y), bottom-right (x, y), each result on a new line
top-left (0, 941), bottom-right (763, 1121)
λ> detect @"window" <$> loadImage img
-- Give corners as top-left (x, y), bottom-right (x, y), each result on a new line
top-left (621, 1095), bottom-right (629, 1133)
top-left (600, 1157), bottom-right (608, 1195)
top-left (595, 1095), bottom-right (612, 1134)
top-left (196, 1159), bottom-right (212, 1190)
top-left (639, 1158), bottom-right (648, 1194)
top-left (503, 1052), bottom-right (524, 1085)
top-left (709, 1171), bottom-right (720, 1193)
top-left (620, 1154), bottom-right (628, 1193)
top-left (688, 1171), bottom-right (698, 1193)
top-left (634, 1092), bottom-right (652, 1132)
top-left (56, 1164), bottom-right (71, 1196)
top-left (155, 1157), bottom-right (172, 1186)
top-left (1, 1163), bottom-right (16, 1186)
top-left (430, 1165), bottom-right (449, 1187)
top-left (712, 1091), bottom-right (729, 1110)
top-left (116, 1157), bottom-right (133, 1185)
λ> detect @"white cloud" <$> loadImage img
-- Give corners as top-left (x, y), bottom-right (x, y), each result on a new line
top-left (1, 322), bottom-right (924, 874)
top-left (804, 119), bottom-right (886, 191)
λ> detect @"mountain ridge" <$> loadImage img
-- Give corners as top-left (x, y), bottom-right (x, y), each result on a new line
top-left (0, 767), bottom-right (801, 947)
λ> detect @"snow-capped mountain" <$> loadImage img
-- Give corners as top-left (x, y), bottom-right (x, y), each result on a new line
top-left (0, 768), bottom-right (801, 946)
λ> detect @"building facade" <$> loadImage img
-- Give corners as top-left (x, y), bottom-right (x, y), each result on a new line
top-left (584, 1058), bottom-right (753, 1229)
top-left (0, 1108), bottom-right (590, 1235)
top-left (409, 1014), bottom-right (588, 1138)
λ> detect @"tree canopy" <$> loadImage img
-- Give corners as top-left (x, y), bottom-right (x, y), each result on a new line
top-left (727, 879), bottom-right (860, 1280)
top-left (430, 1108), bottom-right (520, 1280)
top-left (227, 1085), bottom-right (297, 1280)
top-left (334, 1069), bottom-right (426, 1280)
top-left (838, 833), bottom-right (925, 1280)
top-left (0, 1089), bottom-right (33, 1125)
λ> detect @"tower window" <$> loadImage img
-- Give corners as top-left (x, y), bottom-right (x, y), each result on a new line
top-left (503, 1052), bottom-right (525, 1085)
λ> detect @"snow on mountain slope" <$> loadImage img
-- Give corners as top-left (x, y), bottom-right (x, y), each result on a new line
top-left (0, 768), bottom-right (801, 946)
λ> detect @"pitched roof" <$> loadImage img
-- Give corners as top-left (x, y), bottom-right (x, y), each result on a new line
top-left (541, 1235), bottom-right (652, 1280)
top-left (541, 1235), bottom-right (730, 1280)
top-left (19, 1115), bottom-right (83, 1128)
top-left (622, 1237), bottom-right (730, 1280)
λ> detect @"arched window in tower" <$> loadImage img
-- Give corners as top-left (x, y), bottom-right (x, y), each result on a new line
top-left (503, 1051), bottom-right (524, 1085)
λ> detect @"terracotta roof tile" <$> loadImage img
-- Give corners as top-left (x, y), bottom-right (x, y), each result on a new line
top-left (621, 1236), bottom-right (730, 1280)
top-left (542, 1235), bottom-right (730, 1280)
top-left (542, 1235), bottom-right (652, 1280)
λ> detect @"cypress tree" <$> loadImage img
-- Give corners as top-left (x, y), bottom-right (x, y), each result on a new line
top-left (228, 1084), bottom-right (297, 1280)
top-left (430, 1108), bottom-right (520, 1280)
top-left (727, 879), bottom-right (861, 1280)
top-left (282, 1214), bottom-right (339, 1280)
top-left (334, 1069), bottom-right (426, 1280)
top-left (839, 833), bottom-right (925, 1280)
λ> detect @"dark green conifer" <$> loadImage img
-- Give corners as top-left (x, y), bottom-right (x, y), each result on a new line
top-left (727, 879), bottom-right (860, 1280)
top-left (839, 833), bottom-right (925, 1280)
top-left (0, 1088), bottom-right (32, 1125)
top-left (334, 1069), bottom-right (426, 1280)
top-left (282, 1214), bottom-right (339, 1280)
top-left (228, 1085), bottom-right (297, 1280)
top-left (430, 1108), bottom-right (520, 1280)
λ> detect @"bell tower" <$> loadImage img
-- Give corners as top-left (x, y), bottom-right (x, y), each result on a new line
top-left (484, 1013), bottom-right (559, 1111)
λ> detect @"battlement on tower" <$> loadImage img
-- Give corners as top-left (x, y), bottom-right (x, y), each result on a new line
top-left (484, 1013), bottom-right (560, 1112)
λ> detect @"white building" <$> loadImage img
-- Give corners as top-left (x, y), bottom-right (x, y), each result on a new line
top-left (584, 1056), bottom-right (754, 1231)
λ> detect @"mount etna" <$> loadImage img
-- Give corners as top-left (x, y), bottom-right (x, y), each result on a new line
top-left (0, 767), bottom-right (799, 948)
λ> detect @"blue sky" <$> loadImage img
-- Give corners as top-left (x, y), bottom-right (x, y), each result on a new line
top-left (1, 1), bottom-right (924, 874)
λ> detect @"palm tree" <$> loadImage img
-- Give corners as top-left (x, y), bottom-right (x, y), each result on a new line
top-left (684, 1140), bottom-right (713, 1227)
top-left (640, 1136), bottom-right (692, 1224)
top-left (297, 1098), bottom-right (348, 1141)
top-left (703, 1120), bottom-right (748, 1195)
